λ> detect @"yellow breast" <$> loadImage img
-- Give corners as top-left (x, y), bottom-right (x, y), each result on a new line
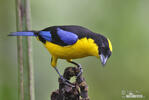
top-left (44, 38), bottom-right (99, 59)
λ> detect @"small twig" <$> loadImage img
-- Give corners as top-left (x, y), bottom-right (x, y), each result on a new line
top-left (51, 67), bottom-right (90, 100)
top-left (16, 0), bottom-right (35, 100)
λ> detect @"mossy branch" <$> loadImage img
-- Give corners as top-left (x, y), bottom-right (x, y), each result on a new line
top-left (51, 67), bottom-right (90, 100)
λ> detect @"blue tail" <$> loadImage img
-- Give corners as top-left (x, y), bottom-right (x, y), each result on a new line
top-left (9, 31), bottom-right (37, 36)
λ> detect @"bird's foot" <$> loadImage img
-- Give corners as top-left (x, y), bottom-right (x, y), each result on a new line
top-left (54, 63), bottom-right (83, 87)
top-left (54, 67), bottom-right (75, 87)
top-left (59, 75), bottom-right (75, 87)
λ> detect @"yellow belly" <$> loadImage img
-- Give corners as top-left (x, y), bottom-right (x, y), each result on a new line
top-left (44, 38), bottom-right (99, 59)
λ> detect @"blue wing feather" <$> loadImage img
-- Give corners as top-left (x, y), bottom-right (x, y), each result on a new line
top-left (57, 28), bottom-right (78, 45)
top-left (39, 31), bottom-right (52, 42)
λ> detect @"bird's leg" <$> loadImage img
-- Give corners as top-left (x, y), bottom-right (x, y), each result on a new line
top-left (51, 57), bottom-right (74, 87)
top-left (54, 67), bottom-right (75, 87)
top-left (68, 60), bottom-right (83, 77)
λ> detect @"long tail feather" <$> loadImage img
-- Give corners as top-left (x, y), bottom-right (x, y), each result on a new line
top-left (8, 31), bottom-right (37, 36)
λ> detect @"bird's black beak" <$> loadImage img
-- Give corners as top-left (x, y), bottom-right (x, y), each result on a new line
top-left (100, 54), bottom-right (108, 66)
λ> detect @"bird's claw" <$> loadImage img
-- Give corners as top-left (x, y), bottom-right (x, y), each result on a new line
top-left (60, 76), bottom-right (75, 87)
top-left (54, 67), bottom-right (75, 87)
top-left (76, 67), bottom-right (83, 77)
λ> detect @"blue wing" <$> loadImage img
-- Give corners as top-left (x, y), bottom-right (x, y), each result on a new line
top-left (38, 28), bottom-right (78, 45)
top-left (57, 28), bottom-right (78, 45)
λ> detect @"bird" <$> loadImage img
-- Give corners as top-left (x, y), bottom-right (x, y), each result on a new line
top-left (9, 25), bottom-right (112, 86)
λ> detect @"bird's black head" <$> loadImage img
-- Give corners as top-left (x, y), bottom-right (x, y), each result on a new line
top-left (94, 34), bottom-right (112, 66)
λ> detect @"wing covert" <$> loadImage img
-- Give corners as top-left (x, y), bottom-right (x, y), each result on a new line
top-left (57, 28), bottom-right (78, 45)
top-left (38, 31), bottom-right (52, 42)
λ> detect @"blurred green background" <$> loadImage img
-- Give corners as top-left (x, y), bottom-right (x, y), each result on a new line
top-left (0, 0), bottom-right (149, 100)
